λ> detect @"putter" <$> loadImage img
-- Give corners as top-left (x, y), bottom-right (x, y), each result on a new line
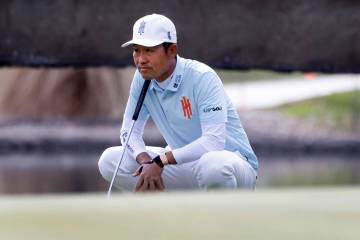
top-left (107, 79), bottom-right (151, 198)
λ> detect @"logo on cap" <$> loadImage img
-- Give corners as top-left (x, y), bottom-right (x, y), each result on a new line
top-left (167, 31), bottom-right (171, 40)
top-left (138, 21), bottom-right (146, 35)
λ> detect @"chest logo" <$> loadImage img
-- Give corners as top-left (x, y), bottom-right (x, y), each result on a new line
top-left (181, 96), bottom-right (192, 119)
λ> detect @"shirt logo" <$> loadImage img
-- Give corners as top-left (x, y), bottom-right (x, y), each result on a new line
top-left (173, 75), bottom-right (182, 88)
top-left (121, 131), bottom-right (128, 143)
top-left (121, 131), bottom-right (134, 153)
top-left (181, 96), bottom-right (192, 119)
top-left (138, 21), bottom-right (146, 35)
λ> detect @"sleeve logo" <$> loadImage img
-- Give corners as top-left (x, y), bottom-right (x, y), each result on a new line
top-left (181, 96), bottom-right (192, 119)
top-left (203, 106), bottom-right (222, 113)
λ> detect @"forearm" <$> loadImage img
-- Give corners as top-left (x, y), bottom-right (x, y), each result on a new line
top-left (171, 137), bottom-right (212, 164)
top-left (171, 123), bottom-right (226, 164)
top-left (129, 123), bottom-right (225, 166)
top-left (120, 118), bottom-right (147, 158)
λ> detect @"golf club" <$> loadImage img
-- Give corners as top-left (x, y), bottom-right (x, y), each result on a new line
top-left (107, 79), bottom-right (151, 198)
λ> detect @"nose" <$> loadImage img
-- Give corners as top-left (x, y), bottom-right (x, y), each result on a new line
top-left (135, 52), bottom-right (148, 66)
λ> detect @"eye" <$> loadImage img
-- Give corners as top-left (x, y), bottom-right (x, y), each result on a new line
top-left (145, 48), bottom-right (154, 52)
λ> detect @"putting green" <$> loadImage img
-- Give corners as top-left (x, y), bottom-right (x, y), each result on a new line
top-left (1, 187), bottom-right (359, 240)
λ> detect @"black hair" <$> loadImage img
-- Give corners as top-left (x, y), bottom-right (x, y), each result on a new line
top-left (162, 42), bottom-right (174, 52)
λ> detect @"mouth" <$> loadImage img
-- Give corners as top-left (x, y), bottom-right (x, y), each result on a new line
top-left (138, 66), bottom-right (151, 72)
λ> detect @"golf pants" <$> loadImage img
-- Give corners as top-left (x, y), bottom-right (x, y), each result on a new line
top-left (98, 146), bottom-right (257, 191)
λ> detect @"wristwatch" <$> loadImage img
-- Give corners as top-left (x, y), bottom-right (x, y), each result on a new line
top-left (152, 155), bottom-right (164, 168)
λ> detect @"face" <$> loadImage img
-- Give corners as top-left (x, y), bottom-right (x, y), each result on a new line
top-left (133, 44), bottom-right (177, 82)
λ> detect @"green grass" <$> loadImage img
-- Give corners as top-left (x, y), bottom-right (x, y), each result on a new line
top-left (270, 167), bottom-right (358, 186)
top-left (215, 69), bottom-right (303, 83)
top-left (279, 90), bottom-right (360, 131)
top-left (1, 188), bottom-right (360, 240)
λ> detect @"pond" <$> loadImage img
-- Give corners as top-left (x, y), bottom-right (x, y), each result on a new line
top-left (0, 152), bottom-right (359, 194)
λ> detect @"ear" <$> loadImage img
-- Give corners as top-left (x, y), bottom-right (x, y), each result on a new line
top-left (168, 44), bottom-right (177, 58)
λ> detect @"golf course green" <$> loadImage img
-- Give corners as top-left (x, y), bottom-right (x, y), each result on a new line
top-left (1, 187), bottom-right (359, 240)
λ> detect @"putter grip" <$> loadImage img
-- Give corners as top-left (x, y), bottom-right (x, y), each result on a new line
top-left (132, 80), bottom-right (151, 121)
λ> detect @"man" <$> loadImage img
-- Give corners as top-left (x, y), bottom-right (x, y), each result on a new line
top-left (98, 13), bottom-right (258, 192)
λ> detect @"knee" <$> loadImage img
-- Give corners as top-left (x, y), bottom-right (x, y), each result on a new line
top-left (98, 147), bottom-right (120, 181)
top-left (98, 146), bottom-right (139, 191)
top-left (197, 151), bottom-right (237, 189)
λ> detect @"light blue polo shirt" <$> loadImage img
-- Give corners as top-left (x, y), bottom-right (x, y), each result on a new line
top-left (124, 55), bottom-right (258, 170)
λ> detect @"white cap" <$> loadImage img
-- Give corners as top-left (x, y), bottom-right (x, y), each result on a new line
top-left (121, 14), bottom-right (177, 47)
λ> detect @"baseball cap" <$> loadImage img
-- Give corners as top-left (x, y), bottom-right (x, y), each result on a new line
top-left (121, 14), bottom-right (177, 47)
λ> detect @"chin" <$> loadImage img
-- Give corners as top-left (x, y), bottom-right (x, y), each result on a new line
top-left (140, 74), bottom-right (151, 80)
top-left (140, 74), bottom-right (155, 80)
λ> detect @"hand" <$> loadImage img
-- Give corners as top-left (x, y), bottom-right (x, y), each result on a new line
top-left (133, 162), bottom-right (165, 192)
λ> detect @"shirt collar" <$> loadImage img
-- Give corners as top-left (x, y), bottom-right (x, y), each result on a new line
top-left (154, 75), bottom-right (171, 90)
top-left (149, 55), bottom-right (184, 92)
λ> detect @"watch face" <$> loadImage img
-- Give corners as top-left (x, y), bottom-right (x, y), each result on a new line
top-left (153, 156), bottom-right (164, 168)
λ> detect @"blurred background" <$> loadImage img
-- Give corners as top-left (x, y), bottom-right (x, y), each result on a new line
top-left (0, 0), bottom-right (359, 194)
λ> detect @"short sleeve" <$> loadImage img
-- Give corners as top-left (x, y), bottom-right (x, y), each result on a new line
top-left (196, 72), bottom-right (227, 125)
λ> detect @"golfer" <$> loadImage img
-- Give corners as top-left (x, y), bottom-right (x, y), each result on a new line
top-left (98, 13), bottom-right (258, 192)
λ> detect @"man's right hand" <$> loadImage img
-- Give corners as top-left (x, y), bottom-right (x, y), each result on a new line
top-left (133, 161), bottom-right (165, 192)
top-left (133, 152), bottom-right (165, 192)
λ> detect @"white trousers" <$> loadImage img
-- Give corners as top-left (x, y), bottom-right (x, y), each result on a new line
top-left (98, 146), bottom-right (257, 191)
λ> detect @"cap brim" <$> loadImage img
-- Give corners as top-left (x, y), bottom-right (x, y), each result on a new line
top-left (121, 39), bottom-right (164, 48)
